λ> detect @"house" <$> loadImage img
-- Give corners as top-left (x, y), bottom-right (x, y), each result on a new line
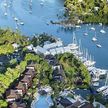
top-left (44, 54), bottom-right (56, 61)
top-left (67, 101), bottom-right (94, 108)
top-left (25, 69), bottom-right (35, 78)
top-left (6, 90), bottom-right (20, 102)
top-left (57, 97), bottom-right (73, 108)
top-left (26, 63), bottom-right (35, 71)
top-left (79, 102), bottom-right (94, 108)
top-left (12, 43), bottom-right (19, 49)
top-left (15, 82), bottom-right (26, 96)
top-left (67, 101), bottom-right (81, 108)
top-left (21, 75), bottom-right (32, 89)
top-left (52, 67), bottom-right (64, 81)
top-left (9, 101), bottom-right (26, 108)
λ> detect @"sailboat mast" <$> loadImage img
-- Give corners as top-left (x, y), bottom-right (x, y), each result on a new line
top-left (105, 73), bottom-right (108, 86)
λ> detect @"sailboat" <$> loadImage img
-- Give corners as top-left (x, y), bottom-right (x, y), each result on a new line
top-left (90, 23), bottom-right (95, 31)
top-left (4, 0), bottom-right (8, 16)
top-left (84, 24), bottom-right (88, 36)
top-left (99, 23), bottom-right (102, 26)
top-left (78, 39), bottom-right (83, 56)
top-left (68, 32), bottom-right (79, 50)
top-left (92, 31), bottom-right (97, 42)
top-left (100, 24), bottom-right (106, 34)
top-left (84, 50), bottom-right (96, 67)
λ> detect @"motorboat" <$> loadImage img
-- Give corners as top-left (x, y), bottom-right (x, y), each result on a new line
top-left (96, 44), bottom-right (102, 48)
top-left (84, 32), bottom-right (88, 36)
top-left (96, 69), bottom-right (107, 76)
top-left (4, 12), bottom-right (7, 16)
top-left (20, 22), bottom-right (24, 25)
top-left (97, 86), bottom-right (108, 92)
top-left (76, 25), bottom-right (81, 28)
top-left (14, 17), bottom-right (18, 21)
top-left (92, 37), bottom-right (97, 42)
top-left (90, 27), bottom-right (95, 31)
top-left (99, 23), bottom-right (102, 26)
top-left (92, 77), bottom-right (99, 82)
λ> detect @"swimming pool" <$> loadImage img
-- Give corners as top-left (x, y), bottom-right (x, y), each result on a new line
top-left (33, 95), bottom-right (53, 108)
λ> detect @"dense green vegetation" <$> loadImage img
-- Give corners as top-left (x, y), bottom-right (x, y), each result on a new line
top-left (0, 29), bottom-right (29, 54)
top-left (0, 29), bottom-right (92, 107)
top-left (0, 60), bottom-right (27, 107)
top-left (57, 53), bottom-right (90, 88)
top-left (31, 33), bottom-right (57, 47)
top-left (65, 0), bottom-right (108, 24)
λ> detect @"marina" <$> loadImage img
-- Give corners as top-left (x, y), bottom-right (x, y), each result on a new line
top-left (0, 0), bottom-right (108, 107)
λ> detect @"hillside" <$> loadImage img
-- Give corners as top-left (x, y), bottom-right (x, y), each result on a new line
top-left (65, 0), bottom-right (108, 24)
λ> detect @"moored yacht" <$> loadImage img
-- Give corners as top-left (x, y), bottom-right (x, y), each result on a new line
top-left (68, 32), bottom-right (79, 50)
top-left (100, 25), bottom-right (106, 34)
top-left (20, 22), bottom-right (24, 25)
top-left (96, 69), bottom-right (107, 76)
top-left (96, 44), bottom-right (102, 48)
top-left (84, 24), bottom-right (88, 36)
top-left (92, 37), bottom-right (97, 42)
top-left (100, 29), bottom-right (106, 34)
top-left (76, 25), bottom-right (81, 28)
top-left (92, 31), bottom-right (97, 42)
top-left (4, 12), bottom-right (7, 16)
top-left (90, 24), bottom-right (95, 31)
top-left (90, 27), bottom-right (95, 30)
top-left (14, 17), bottom-right (18, 21)
top-left (97, 86), bottom-right (108, 92)
top-left (84, 32), bottom-right (88, 36)
top-left (84, 60), bottom-right (96, 67)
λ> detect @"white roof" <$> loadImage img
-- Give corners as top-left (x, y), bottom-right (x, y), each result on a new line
top-left (49, 49), bottom-right (57, 55)
top-left (49, 46), bottom-right (71, 55)
top-left (26, 44), bottom-right (33, 50)
top-left (43, 41), bottom-right (63, 50)
top-left (12, 43), bottom-right (19, 48)
top-left (35, 46), bottom-right (50, 55)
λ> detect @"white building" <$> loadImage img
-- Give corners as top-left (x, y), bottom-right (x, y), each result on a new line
top-left (43, 40), bottom-right (63, 50)
top-left (34, 46), bottom-right (50, 55)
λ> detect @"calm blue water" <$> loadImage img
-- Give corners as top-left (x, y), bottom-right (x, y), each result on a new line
top-left (34, 95), bottom-right (53, 108)
top-left (0, 0), bottom-right (108, 69)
